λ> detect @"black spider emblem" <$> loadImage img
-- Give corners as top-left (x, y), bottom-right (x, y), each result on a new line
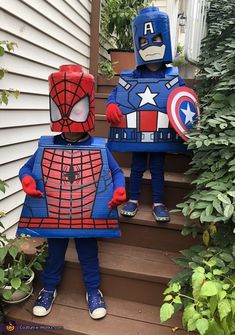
top-left (62, 164), bottom-right (80, 184)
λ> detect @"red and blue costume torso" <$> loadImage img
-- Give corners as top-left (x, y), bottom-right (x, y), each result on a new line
top-left (18, 136), bottom-right (121, 238)
top-left (107, 66), bottom-right (187, 152)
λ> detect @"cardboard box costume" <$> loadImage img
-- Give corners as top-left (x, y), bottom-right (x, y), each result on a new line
top-left (107, 7), bottom-right (199, 153)
top-left (18, 65), bottom-right (121, 238)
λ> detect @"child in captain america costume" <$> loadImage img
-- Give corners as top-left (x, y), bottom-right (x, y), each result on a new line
top-left (18, 64), bottom-right (126, 319)
top-left (106, 7), bottom-right (199, 222)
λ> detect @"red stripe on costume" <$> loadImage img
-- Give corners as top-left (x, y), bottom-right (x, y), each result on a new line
top-left (139, 111), bottom-right (157, 131)
top-left (18, 217), bottom-right (119, 229)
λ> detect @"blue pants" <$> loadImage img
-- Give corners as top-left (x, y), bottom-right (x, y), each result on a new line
top-left (41, 238), bottom-right (100, 293)
top-left (129, 152), bottom-right (165, 203)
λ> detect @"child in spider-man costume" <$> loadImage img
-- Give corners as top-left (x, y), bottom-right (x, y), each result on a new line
top-left (18, 64), bottom-right (126, 319)
top-left (106, 7), bottom-right (188, 222)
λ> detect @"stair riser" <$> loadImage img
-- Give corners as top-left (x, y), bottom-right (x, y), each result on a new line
top-left (61, 264), bottom-right (167, 306)
top-left (112, 152), bottom-right (190, 173)
top-left (111, 223), bottom-right (198, 252)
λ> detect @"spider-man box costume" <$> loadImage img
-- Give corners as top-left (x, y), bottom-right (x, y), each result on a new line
top-left (18, 64), bottom-right (125, 239)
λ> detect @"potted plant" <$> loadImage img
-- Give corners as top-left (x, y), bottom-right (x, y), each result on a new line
top-left (0, 231), bottom-right (47, 303)
top-left (99, 59), bottom-right (117, 79)
top-left (100, 0), bottom-right (149, 74)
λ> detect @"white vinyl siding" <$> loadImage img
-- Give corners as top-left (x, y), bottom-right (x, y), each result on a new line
top-left (0, 0), bottom-right (92, 235)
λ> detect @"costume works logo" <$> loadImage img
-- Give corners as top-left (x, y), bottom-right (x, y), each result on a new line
top-left (4, 321), bottom-right (16, 332)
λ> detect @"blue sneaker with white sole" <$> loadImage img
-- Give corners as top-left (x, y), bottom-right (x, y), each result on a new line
top-left (33, 288), bottom-right (57, 316)
top-left (121, 201), bottom-right (138, 217)
top-left (152, 204), bottom-right (170, 222)
top-left (86, 289), bottom-right (107, 319)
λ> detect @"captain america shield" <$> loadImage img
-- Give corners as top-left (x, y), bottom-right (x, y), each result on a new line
top-left (167, 87), bottom-right (200, 141)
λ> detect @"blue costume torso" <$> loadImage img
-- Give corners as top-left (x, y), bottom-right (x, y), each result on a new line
top-left (107, 66), bottom-right (187, 152)
top-left (18, 136), bottom-right (123, 238)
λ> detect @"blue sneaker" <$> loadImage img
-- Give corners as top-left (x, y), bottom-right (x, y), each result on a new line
top-left (121, 201), bottom-right (138, 217)
top-left (33, 289), bottom-right (57, 316)
top-left (86, 289), bottom-right (107, 319)
top-left (152, 204), bottom-right (170, 222)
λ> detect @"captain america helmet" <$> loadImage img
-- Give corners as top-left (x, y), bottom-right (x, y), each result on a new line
top-left (132, 7), bottom-right (173, 67)
top-left (48, 64), bottom-right (95, 133)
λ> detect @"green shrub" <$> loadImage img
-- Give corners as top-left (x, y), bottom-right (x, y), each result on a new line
top-left (161, 0), bottom-right (235, 333)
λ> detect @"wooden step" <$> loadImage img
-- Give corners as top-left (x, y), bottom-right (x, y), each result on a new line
top-left (115, 204), bottom-right (199, 252)
top-left (59, 241), bottom-right (180, 306)
top-left (121, 167), bottom-right (192, 208)
top-left (7, 288), bottom-right (191, 335)
top-left (21, 239), bottom-right (181, 306)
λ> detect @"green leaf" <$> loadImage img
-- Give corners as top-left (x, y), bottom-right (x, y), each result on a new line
top-left (217, 193), bottom-right (231, 205)
top-left (9, 245), bottom-right (18, 259)
top-left (207, 319), bottom-right (224, 335)
top-left (190, 211), bottom-right (202, 219)
top-left (209, 295), bottom-right (218, 315)
top-left (164, 294), bottom-right (173, 302)
top-left (0, 268), bottom-right (5, 283)
top-left (173, 295), bottom-right (182, 304)
top-left (19, 282), bottom-right (30, 293)
top-left (160, 303), bottom-right (174, 322)
top-left (213, 269), bottom-right (223, 276)
top-left (222, 284), bottom-right (230, 290)
top-left (220, 252), bottom-right (234, 263)
top-left (206, 204), bottom-right (213, 216)
top-left (192, 267), bottom-right (205, 299)
top-left (10, 277), bottom-right (21, 290)
top-left (213, 93), bottom-right (226, 101)
top-left (218, 299), bottom-right (231, 321)
top-left (2, 289), bottom-right (12, 300)
top-left (228, 94), bottom-right (235, 107)
top-left (33, 262), bottom-right (43, 271)
top-left (227, 191), bottom-right (235, 197)
top-left (218, 290), bottom-right (226, 301)
top-left (196, 318), bottom-right (209, 335)
top-left (0, 46), bottom-right (5, 56)
top-left (214, 62), bottom-right (222, 71)
top-left (170, 282), bottom-right (181, 293)
top-left (182, 304), bottom-right (196, 327)
top-left (224, 204), bottom-right (234, 218)
top-left (188, 314), bottom-right (200, 331)
top-left (0, 247), bottom-right (7, 261)
top-left (213, 199), bottom-right (224, 215)
top-left (200, 281), bottom-right (218, 296)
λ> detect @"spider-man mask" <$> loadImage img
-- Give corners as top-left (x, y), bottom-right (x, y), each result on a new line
top-left (48, 64), bottom-right (95, 133)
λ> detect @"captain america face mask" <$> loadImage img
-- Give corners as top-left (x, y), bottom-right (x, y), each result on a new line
top-left (132, 7), bottom-right (173, 67)
top-left (139, 31), bottom-right (166, 62)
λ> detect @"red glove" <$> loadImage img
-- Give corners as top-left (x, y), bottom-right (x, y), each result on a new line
top-left (109, 187), bottom-right (126, 209)
top-left (106, 103), bottom-right (123, 125)
top-left (21, 176), bottom-right (43, 198)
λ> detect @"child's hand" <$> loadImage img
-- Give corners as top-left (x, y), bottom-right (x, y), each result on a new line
top-left (108, 187), bottom-right (126, 208)
top-left (21, 176), bottom-right (43, 198)
top-left (106, 103), bottom-right (123, 125)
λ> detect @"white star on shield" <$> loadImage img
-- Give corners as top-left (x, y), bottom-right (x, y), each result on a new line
top-left (181, 103), bottom-right (195, 124)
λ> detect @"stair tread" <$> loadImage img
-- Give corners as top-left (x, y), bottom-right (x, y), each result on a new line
top-left (7, 290), bottom-right (189, 335)
top-left (66, 241), bottom-right (180, 283)
top-left (119, 204), bottom-right (187, 230)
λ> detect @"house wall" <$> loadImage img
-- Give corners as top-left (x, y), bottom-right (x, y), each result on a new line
top-left (153, 0), bottom-right (180, 56)
top-left (0, 0), bottom-right (92, 236)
